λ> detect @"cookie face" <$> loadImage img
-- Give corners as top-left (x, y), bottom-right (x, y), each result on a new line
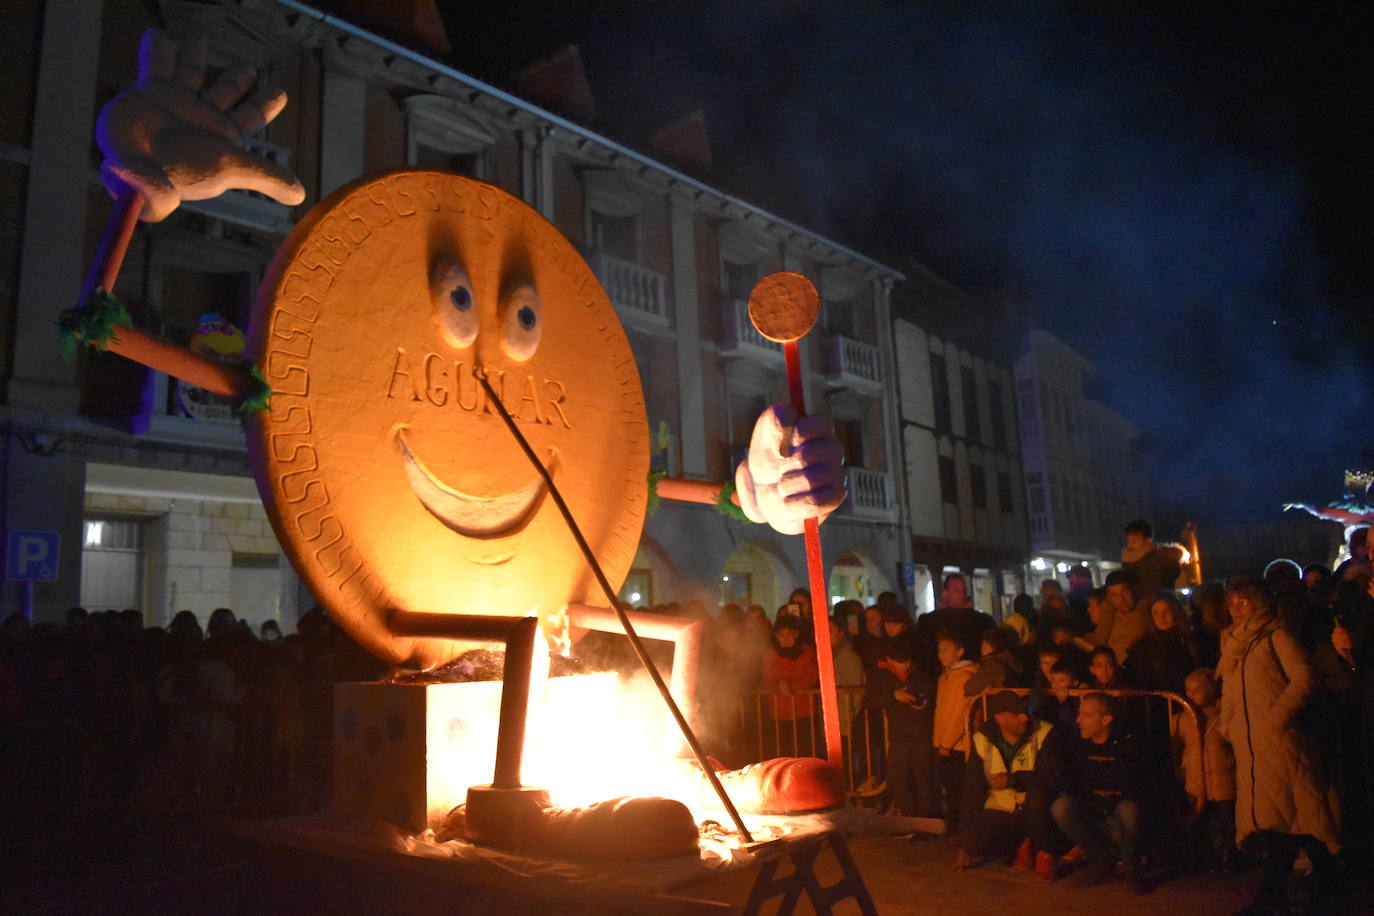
top-left (247, 171), bottom-right (649, 668)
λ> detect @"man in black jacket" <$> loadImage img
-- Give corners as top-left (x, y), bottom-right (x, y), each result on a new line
top-left (916, 572), bottom-right (995, 670)
top-left (863, 641), bottom-right (937, 817)
top-left (1043, 692), bottom-right (1150, 893)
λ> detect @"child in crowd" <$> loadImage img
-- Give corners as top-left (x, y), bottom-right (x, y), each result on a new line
top-left (1175, 668), bottom-right (1238, 873)
top-left (933, 633), bottom-right (979, 835)
top-left (963, 627), bottom-right (1025, 696)
top-left (1036, 647), bottom-right (1061, 689)
top-left (1043, 662), bottom-right (1080, 733)
top-left (1087, 645), bottom-right (1134, 690)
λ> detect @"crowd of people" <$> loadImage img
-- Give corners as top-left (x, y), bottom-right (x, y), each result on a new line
top-left (3, 520), bottom-right (1371, 911)
top-left (685, 521), bottom-right (1373, 911)
top-left (0, 603), bottom-right (387, 843)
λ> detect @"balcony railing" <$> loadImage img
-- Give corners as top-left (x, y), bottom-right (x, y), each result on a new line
top-left (182, 138), bottom-right (297, 233)
top-left (719, 297), bottom-right (784, 364)
top-left (587, 252), bottom-right (669, 329)
top-left (823, 334), bottom-right (882, 392)
top-left (839, 467), bottom-right (896, 522)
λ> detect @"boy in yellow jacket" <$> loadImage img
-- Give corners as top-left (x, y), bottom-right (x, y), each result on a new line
top-left (934, 633), bottom-right (978, 835)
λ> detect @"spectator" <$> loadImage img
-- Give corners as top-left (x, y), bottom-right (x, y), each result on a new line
top-left (879, 605), bottom-right (923, 667)
top-left (1096, 570), bottom-right (1150, 662)
top-left (1039, 577), bottom-right (1065, 607)
top-left (830, 616), bottom-right (865, 767)
top-left (864, 641), bottom-right (937, 817)
top-left (1034, 647), bottom-right (1061, 689)
top-left (1005, 594), bottom-right (1036, 647)
top-left (1174, 668), bottom-right (1238, 874)
top-left (963, 627), bottom-right (1024, 696)
top-left (1303, 563), bottom-right (1331, 595)
top-left (1074, 587), bottom-right (1110, 652)
top-left (916, 573), bottom-right (995, 672)
top-left (1125, 592), bottom-right (1195, 693)
top-left (1218, 575), bottom-right (1341, 913)
top-left (1046, 626), bottom-right (1089, 680)
top-left (1066, 565), bottom-right (1095, 632)
top-left (952, 691), bottom-right (1059, 881)
top-left (1333, 526), bottom-right (1370, 581)
top-left (856, 604), bottom-right (885, 669)
top-left (1045, 692), bottom-right (1149, 892)
top-left (1121, 519), bottom-right (1183, 597)
top-left (761, 616), bottom-right (819, 757)
top-left (1086, 646), bottom-right (1135, 691)
top-left (933, 633), bottom-right (978, 832)
top-left (1038, 662), bottom-right (1080, 734)
top-left (259, 620), bottom-right (283, 645)
top-left (1190, 582), bottom-right (1227, 670)
top-left (1038, 592), bottom-right (1077, 645)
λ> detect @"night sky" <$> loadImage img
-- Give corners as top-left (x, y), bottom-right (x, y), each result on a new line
top-left (443, 1), bottom-right (1373, 526)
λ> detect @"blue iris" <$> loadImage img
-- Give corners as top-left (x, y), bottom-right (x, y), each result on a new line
top-left (517, 305), bottom-right (536, 330)
top-left (450, 286), bottom-right (471, 311)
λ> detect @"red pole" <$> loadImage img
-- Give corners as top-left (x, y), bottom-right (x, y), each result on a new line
top-left (783, 339), bottom-right (843, 767)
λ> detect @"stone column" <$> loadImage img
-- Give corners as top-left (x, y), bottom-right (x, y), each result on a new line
top-left (319, 65), bottom-right (365, 196)
top-left (669, 189), bottom-right (706, 477)
top-left (11, 0), bottom-right (104, 411)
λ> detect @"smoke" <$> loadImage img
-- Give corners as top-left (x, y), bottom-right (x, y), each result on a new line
top-left (449, 2), bottom-right (1374, 522)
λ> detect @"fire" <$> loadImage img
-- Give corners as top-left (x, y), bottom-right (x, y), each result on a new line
top-left (432, 653), bottom-right (713, 819)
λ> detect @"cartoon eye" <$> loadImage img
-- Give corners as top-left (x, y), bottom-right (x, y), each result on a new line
top-left (498, 281), bottom-right (541, 361)
top-left (431, 254), bottom-right (479, 348)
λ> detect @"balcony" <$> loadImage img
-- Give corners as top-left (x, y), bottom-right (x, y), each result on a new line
top-left (182, 138), bottom-right (297, 234)
top-left (587, 252), bottom-right (670, 331)
top-left (838, 467), bottom-right (897, 523)
top-left (719, 297), bottom-right (784, 365)
top-left (823, 334), bottom-right (882, 393)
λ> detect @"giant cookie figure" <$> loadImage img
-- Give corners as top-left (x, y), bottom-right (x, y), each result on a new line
top-left (96, 30), bottom-right (848, 836)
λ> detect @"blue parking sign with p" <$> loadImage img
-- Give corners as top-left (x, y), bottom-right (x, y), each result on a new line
top-left (5, 530), bottom-right (61, 581)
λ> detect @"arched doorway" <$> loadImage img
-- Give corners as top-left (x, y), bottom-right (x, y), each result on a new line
top-left (720, 540), bottom-right (794, 616)
top-left (617, 538), bottom-right (674, 608)
top-left (827, 548), bottom-right (895, 612)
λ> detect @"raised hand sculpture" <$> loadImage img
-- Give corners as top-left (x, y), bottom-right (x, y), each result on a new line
top-left (96, 28), bottom-right (305, 222)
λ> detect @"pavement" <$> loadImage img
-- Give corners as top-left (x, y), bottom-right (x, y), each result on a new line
top-left (6, 821), bottom-right (1358, 914)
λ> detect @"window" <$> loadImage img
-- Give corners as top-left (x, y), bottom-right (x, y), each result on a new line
top-left (723, 260), bottom-right (759, 301)
top-left (80, 518), bottom-right (142, 611)
top-left (988, 378), bottom-right (1007, 450)
top-left (590, 209), bottom-right (639, 262)
top-left (938, 456), bottom-right (958, 505)
top-left (931, 353), bottom-right (951, 433)
top-left (998, 471), bottom-right (1014, 514)
top-left (620, 568), bottom-right (654, 607)
top-left (729, 390), bottom-right (769, 447)
top-left (961, 367), bottom-right (980, 442)
top-left (970, 464), bottom-right (987, 510)
top-left (1029, 485), bottom-right (1045, 514)
top-left (413, 143), bottom-right (483, 177)
top-left (825, 299), bottom-right (856, 339)
top-left (834, 417), bottom-right (865, 468)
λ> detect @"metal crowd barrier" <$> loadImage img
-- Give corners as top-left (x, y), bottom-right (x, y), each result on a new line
top-left (733, 686), bottom-right (1207, 815)
top-left (964, 687), bottom-right (1205, 820)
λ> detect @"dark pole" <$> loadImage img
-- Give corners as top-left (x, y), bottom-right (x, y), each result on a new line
top-left (474, 366), bottom-right (754, 843)
top-left (493, 616), bottom-right (537, 789)
top-left (387, 610), bottom-right (539, 790)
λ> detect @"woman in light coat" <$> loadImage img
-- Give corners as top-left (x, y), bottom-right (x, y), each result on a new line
top-left (1218, 575), bottom-right (1341, 914)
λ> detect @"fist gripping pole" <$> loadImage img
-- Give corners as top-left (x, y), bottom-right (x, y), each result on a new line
top-left (747, 272), bottom-right (843, 768)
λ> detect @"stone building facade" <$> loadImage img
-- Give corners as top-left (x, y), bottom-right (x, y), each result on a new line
top-left (1015, 328), bottom-right (1151, 581)
top-left (0, 0), bottom-right (906, 629)
top-left (891, 264), bottom-right (1028, 618)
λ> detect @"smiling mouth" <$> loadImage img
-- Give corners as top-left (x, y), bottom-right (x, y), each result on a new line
top-left (395, 426), bottom-right (554, 538)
